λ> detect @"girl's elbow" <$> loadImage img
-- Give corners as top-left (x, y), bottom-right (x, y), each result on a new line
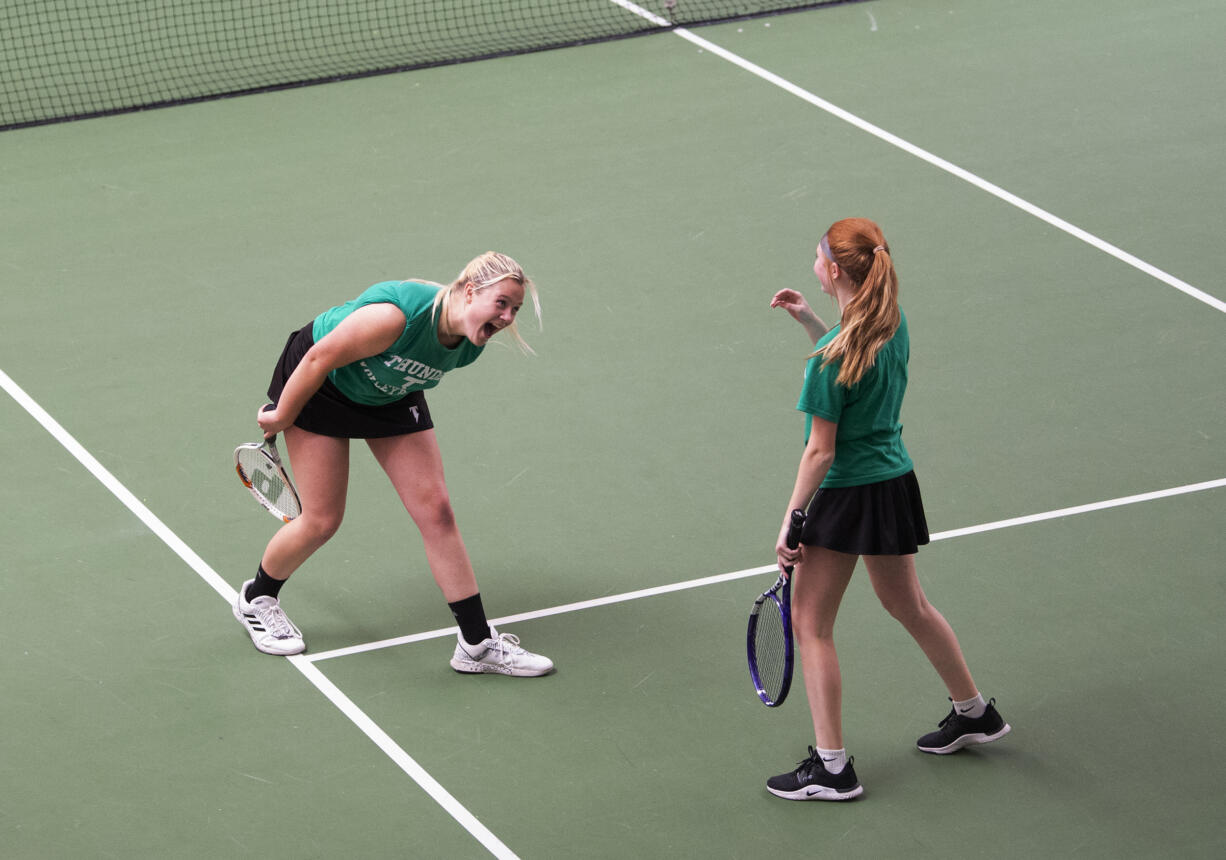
top-left (301, 346), bottom-right (340, 377)
top-left (804, 449), bottom-right (835, 472)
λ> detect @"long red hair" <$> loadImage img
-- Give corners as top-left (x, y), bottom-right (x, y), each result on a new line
top-left (813, 217), bottom-right (900, 387)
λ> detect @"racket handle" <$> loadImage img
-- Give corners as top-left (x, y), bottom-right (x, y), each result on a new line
top-left (261, 402), bottom-right (278, 442)
top-left (785, 508), bottom-right (806, 549)
top-left (782, 508), bottom-right (806, 574)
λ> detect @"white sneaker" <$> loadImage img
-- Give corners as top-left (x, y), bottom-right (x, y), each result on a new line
top-left (449, 628), bottom-right (553, 677)
top-left (233, 579), bottom-right (306, 656)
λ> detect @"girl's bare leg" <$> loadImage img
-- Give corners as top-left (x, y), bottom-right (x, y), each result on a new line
top-left (259, 426), bottom-right (350, 579)
top-left (791, 546), bottom-right (859, 750)
top-left (863, 554), bottom-right (977, 701)
top-left (366, 430), bottom-right (478, 602)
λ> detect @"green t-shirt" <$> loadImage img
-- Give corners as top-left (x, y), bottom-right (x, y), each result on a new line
top-left (797, 311), bottom-right (914, 488)
top-left (312, 280), bottom-right (484, 406)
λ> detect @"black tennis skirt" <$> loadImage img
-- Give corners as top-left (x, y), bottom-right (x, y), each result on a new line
top-left (800, 470), bottom-right (930, 556)
top-left (266, 323), bottom-right (433, 439)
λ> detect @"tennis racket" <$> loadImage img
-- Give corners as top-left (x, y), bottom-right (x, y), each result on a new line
top-left (746, 508), bottom-right (806, 707)
top-left (234, 411), bottom-right (300, 522)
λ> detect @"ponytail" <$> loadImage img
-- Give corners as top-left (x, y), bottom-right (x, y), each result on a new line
top-left (812, 218), bottom-right (900, 387)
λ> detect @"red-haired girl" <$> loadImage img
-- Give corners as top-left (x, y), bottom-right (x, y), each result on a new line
top-left (766, 219), bottom-right (1008, 800)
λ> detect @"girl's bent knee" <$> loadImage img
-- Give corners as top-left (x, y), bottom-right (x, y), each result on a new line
top-left (299, 513), bottom-right (343, 544)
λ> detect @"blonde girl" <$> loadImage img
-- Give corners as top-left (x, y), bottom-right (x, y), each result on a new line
top-left (233, 252), bottom-right (553, 677)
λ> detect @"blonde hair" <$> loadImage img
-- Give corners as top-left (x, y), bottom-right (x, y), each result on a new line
top-left (813, 218), bottom-right (900, 387)
top-left (429, 251), bottom-right (541, 354)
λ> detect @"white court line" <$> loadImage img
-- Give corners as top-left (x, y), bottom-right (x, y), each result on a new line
top-left (0, 369), bottom-right (237, 605)
top-left (305, 567), bottom-right (783, 662)
top-left (0, 368), bottom-right (518, 860)
top-left (929, 478), bottom-right (1226, 541)
top-left (288, 656), bottom-right (517, 860)
top-left (306, 475), bottom-right (1226, 663)
top-left (607, 0), bottom-right (1226, 315)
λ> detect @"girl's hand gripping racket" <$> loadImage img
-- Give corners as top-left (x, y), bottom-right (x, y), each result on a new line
top-left (234, 406), bottom-right (301, 522)
top-left (746, 508), bottom-right (806, 707)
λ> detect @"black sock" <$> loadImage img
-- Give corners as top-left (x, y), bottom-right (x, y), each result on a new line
top-left (448, 593), bottom-right (492, 646)
top-left (246, 565), bottom-right (286, 601)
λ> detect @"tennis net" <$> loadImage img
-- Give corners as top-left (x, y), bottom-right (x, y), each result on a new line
top-left (2, 0), bottom-right (851, 131)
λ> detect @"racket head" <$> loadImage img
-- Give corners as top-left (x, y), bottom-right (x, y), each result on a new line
top-left (234, 438), bottom-right (301, 522)
top-left (746, 573), bottom-right (794, 707)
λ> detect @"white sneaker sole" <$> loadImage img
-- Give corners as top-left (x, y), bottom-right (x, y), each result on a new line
top-left (767, 783), bottom-right (864, 801)
top-left (919, 722), bottom-right (1012, 755)
top-left (449, 656), bottom-right (552, 677)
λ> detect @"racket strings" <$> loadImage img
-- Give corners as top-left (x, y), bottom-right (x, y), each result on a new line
top-left (236, 445), bottom-right (300, 520)
top-left (752, 602), bottom-right (789, 699)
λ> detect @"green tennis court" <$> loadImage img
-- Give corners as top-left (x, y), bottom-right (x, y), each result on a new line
top-left (2, 1), bottom-right (1223, 857)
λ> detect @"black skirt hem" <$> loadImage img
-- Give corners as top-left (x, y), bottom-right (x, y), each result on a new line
top-left (800, 470), bottom-right (930, 556)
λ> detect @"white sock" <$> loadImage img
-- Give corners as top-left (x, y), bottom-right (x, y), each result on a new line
top-left (816, 747), bottom-right (847, 774)
top-left (953, 693), bottom-right (987, 719)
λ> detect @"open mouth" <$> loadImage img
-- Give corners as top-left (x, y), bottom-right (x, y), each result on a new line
top-left (480, 322), bottom-right (500, 341)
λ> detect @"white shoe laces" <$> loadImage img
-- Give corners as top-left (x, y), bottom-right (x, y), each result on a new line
top-left (253, 600), bottom-right (297, 640)
top-left (485, 632), bottom-right (524, 664)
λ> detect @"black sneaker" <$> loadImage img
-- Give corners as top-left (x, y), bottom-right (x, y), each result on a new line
top-left (766, 747), bottom-right (864, 800)
top-left (916, 698), bottom-right (1011, 754)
